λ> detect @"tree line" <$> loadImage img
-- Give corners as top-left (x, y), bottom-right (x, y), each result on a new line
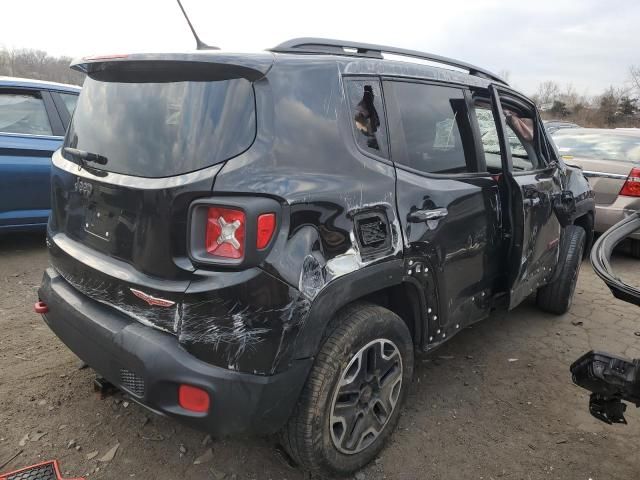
top-left (530, 67), bottom-right (640, 128)
top-left (0, 47), bottom-right (84, 86)
top-left (1, 47), bottom-right (639, 128)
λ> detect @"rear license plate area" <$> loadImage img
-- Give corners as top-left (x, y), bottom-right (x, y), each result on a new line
top-left (84, 204), bottom-right (117, 241)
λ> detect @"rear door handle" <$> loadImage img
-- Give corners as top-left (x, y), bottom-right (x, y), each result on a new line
top-left (408, 207), bottom-right (448, 223)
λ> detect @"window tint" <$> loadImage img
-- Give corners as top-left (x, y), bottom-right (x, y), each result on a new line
top-left (385, 81), bottom-right (475, 174)
top-left (59, 93), bottom-right (79, 116)
top-left (0, 92), bottom-right (52, 136)
top-left (345, 79), bottom-right (388, 158)
top-left (65, 77), bottom-right (255, 178)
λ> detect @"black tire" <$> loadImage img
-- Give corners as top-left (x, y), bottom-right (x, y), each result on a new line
top-left (536, 225), bottom-right (586, 315)
top-left (280, 302), bottom-right (414, 477)
top-left (629, 239), bottom-right (640, 259)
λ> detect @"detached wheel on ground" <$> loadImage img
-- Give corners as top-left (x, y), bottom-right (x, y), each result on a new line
top-left (537, 225), bottom-right (586, 315)
top-left (281, 302), bottom-right (414, 477)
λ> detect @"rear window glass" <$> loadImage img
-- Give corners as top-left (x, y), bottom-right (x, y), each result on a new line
top-left (64, 77), bottom-right (255, 178)
top-left (384, 81), bottom-right (475, 174)
top-left (0, 92), bottom-right (52, 136)
top-left (552, 131), bottom-right (640, 163)
top-left (345, 79), bottom-right (388, 158)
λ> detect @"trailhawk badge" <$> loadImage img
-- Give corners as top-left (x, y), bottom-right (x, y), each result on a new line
top-left (130, 288), bottom-right (175, 307)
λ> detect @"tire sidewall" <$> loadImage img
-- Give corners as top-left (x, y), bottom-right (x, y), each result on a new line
top-left (565, 234), bottom-right (585, 310)
top-left (316, 309), bottom-right (414, 475)
top-left (556, 226), bottom-right (586, 312)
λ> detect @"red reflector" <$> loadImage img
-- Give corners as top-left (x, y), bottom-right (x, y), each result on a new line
top-left (620, 167), bottom-right (640, 197)
top-left (34, 301), bottom-right (48, 314)
top-left (256, 213), bottom-right (276, 249)
top-left (205, 207), bottom-right (245, 259)
top-left (178, 384), bottom-right (210, 413)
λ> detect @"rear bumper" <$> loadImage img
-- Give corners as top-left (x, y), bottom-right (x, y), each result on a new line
top-left (595, 196), bottom-right (640, 240)
top-left (38, 268), bottom-right (311, 436)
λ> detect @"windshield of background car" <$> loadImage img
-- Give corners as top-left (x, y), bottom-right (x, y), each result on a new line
top-left (552, 131), bottom-right (640, 163)
top-left (63, 77), bottom-right (256, 178)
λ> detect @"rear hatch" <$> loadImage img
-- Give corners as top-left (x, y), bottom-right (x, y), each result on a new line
top-left (48, 54), bottom-right (269, 332)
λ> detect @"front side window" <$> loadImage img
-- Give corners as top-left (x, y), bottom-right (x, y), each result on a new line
top-left (0, 92), bottom-right (52, 136)
top-left (503, 108), bottom-right (538, 171)
top-left (473, 99), bottom-right (543, 172)
top-left (384, 81), bottom-right (475, 174)
top-left (345, 78), bottom-right (388, 158)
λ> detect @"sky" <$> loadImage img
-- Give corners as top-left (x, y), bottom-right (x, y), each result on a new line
top-left (2, 0), bottom-right (638, 95)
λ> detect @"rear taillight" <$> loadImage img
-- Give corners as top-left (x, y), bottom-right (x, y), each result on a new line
top-left (189, 197), bottom-right (280, 267)
top-left (205, 207), bottom-right (245, 259)
top-left (256, 213), bottom-right (276, 249)
top-left (620, 167), bottom-right (640, 197)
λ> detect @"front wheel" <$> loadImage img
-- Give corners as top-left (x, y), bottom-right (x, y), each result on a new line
top-left (536, 225), bottom-right (586, 315)
top-left (280, 303), bottom-right (414, 477)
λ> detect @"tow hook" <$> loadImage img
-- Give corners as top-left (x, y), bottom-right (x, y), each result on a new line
top-left (34, 301), bottom-right (49, 314)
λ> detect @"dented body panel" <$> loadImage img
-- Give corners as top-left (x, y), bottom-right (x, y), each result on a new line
top-left (39, 48), bottom-right (595, 435)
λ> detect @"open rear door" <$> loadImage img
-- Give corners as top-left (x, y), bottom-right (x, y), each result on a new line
top-left (489, 85), bottom-right (562, 309)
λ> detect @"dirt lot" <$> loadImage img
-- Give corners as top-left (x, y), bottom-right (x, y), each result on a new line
top-left (1, 232), bottom-right (639, 480)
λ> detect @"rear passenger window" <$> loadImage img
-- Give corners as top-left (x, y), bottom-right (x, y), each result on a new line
top-left (0, 92), bottom-right (52, 136)
top-left (384, 81), bottom-right (475, 174)
top-left (345, 79), bottom-right (388, 158)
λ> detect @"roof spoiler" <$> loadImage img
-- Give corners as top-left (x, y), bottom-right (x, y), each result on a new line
top-left (71, 53), bottom-right (273, 82)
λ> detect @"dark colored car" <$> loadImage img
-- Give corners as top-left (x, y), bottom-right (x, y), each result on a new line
top-left (0, 77), bottom-right (80, 232)
top-left (36, 39), bottom-right (595, 476)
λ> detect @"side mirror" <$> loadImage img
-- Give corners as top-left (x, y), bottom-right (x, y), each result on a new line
top-left (553, 190), bottom-right (576, 227)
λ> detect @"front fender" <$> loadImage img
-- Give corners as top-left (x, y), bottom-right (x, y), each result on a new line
top-left (563, 164), bottom-right (596, 222)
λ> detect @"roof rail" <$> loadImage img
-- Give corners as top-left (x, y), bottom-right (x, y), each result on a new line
top-left (269, 37), bottom-right (508, 85)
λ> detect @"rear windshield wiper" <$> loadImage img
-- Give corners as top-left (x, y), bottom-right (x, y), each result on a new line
top-left (63, 147), bottom-right (109, 166)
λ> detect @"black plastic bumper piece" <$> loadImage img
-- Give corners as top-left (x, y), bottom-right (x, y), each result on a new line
top-left (38, 268), bottom-right (311, 436)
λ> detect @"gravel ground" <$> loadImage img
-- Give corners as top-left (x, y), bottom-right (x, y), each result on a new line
top-left (1, 232), bottom-right (639, 479)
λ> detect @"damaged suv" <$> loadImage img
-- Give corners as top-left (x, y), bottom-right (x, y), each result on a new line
top-left (37, 39), bottom-right (595, 476)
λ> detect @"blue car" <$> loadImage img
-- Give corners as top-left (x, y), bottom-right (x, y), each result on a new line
top-left (0, 76), bottom-right (80, 232)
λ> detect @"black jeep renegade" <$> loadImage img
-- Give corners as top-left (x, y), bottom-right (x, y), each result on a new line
top-left (37, 38), bottom-right (595, 476)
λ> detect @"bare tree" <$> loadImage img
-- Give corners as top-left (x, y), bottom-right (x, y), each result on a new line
top-left (532, 81), bottom-right (560, 109)
top-left (0, 47), bottom-right (83, 85)
top-left (630, 65), bottom-right (640, 95)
